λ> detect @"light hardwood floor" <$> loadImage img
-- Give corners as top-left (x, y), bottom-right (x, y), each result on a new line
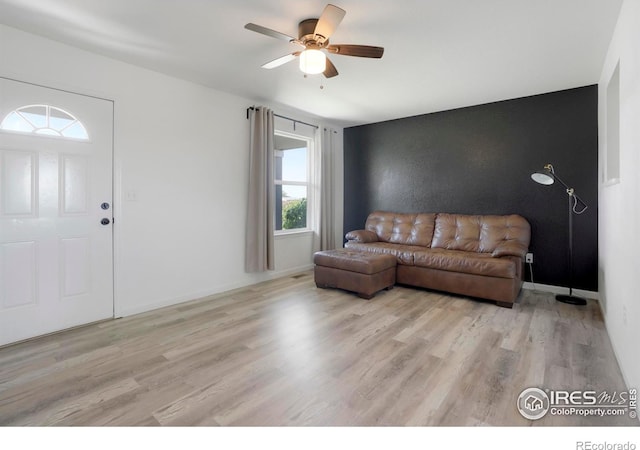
top-left (0, 271), bottom-right (636, 426)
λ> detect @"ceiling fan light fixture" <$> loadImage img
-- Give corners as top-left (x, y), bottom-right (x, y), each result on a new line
top-left (299, 49), bottom-right (326, 75)
top-left (245, 4), bottom-right (384, 78)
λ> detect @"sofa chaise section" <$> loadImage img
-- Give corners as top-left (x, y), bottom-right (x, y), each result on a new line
top-left (345, 211), bottom-right (531, 307)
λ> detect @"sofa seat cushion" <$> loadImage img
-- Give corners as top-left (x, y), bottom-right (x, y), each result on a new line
top-left (413, 248), bottom-right (517, 279)
top-left (344, 242), bottom-right (425, 265)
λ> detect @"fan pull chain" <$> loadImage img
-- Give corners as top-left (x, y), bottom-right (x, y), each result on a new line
top-left (302, 73), bottom-right (324, 89)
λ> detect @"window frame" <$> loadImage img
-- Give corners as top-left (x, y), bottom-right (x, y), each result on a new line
top-left (274, 130), bottom-right (314, 235)
top-left (0, 104), bottom-right (90, 141)
top-left (603, 60), bottom-right (621, 186)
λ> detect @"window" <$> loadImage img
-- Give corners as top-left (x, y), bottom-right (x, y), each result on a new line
top-left (274, 133), bottom-right (311, 232)
top-left (605, 61), bottom-right (620, 184)
top-left (0, 105), bottom-right (89, 140)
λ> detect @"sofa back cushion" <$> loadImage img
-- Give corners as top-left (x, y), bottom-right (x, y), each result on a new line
top-left (431, 213), bottom-right (530, 253)
top-left (365, 211), bottom-right (436, 247)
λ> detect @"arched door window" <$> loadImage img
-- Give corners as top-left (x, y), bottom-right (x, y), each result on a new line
top-left (0, 105), bottom-right (89, 140)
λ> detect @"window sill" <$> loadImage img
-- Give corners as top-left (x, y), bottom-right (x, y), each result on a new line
top-left (275, 229), bottom-right (314, 239)
top-left (602, 178), bottom-right (620, 187)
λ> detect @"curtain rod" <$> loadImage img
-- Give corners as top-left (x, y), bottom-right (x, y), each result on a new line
top-left (246, 106), bottom-right (319, 130)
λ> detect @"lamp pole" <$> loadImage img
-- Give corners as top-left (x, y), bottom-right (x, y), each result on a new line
top-left (560, 188), bottom-right (584, 304)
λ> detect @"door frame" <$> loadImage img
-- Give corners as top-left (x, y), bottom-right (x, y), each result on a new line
top-left (1, 75), bottom-right (120, 327)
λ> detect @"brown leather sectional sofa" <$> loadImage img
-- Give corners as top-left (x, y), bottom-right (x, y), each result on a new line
top-left (344, 211), bottom-right (531, 307)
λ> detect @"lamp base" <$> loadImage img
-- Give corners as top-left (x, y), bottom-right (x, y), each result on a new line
top-left (555, 294), bottom-right (587, 306)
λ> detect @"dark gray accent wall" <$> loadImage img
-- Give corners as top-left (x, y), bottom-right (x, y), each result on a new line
top-left (344, 86), bottom-right (598, 291)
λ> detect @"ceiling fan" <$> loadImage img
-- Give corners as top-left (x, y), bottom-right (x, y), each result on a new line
top-left (245, 4), bottom-right (384, 78)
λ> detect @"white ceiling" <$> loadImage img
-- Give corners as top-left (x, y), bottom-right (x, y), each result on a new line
top-left (0, 0), bottom-right (623, 127)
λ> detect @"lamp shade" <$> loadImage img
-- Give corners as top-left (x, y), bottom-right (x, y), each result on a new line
top-left (299, 49), bottom-right (326, 75)
top-left (531, 169), bottom-right (554, 185)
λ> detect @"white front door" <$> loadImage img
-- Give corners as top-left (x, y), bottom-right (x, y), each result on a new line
top-left (0, 78), bottom-right (114, 346)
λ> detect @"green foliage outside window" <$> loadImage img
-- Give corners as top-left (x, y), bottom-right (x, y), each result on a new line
top-left (283, 198), bottom-right (307, 230)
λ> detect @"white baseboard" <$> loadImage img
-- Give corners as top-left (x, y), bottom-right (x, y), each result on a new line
top-left (522, 282), bottom-right (600, 300)
top-left (116, 264), bottom-right (314, 318)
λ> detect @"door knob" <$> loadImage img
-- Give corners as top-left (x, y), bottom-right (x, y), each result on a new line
top-left (101, 218), bottom-right (111, 226)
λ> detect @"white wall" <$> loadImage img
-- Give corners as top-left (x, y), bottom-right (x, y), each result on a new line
top-left (1, 25), bottom-right (344, 317)
top-left (598, 0), bottom-right (640, 391)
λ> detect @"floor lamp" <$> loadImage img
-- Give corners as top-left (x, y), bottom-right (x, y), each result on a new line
top-left (531, 164), bottom-right (588, 305)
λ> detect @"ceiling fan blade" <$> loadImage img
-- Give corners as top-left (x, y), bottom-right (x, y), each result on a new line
top-left (326, 44), bottom-right (384, 58)
top-left (245, 23), bottom-right (295, 42)
top-left (314, 4), bottom-right (346, 40)
top-left (261, 52), bottom-right (300, 69)
top-left (323, 57), bottom-right (339, 78)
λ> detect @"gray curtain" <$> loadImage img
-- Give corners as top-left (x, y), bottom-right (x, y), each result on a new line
top-left (320, 127), bottom-right (337, 250)
top-left (245, 107), bottom-right (275, 272)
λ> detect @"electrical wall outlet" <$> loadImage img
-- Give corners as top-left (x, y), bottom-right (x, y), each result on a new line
top-left (525, 253), bottom-right (534, 264)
